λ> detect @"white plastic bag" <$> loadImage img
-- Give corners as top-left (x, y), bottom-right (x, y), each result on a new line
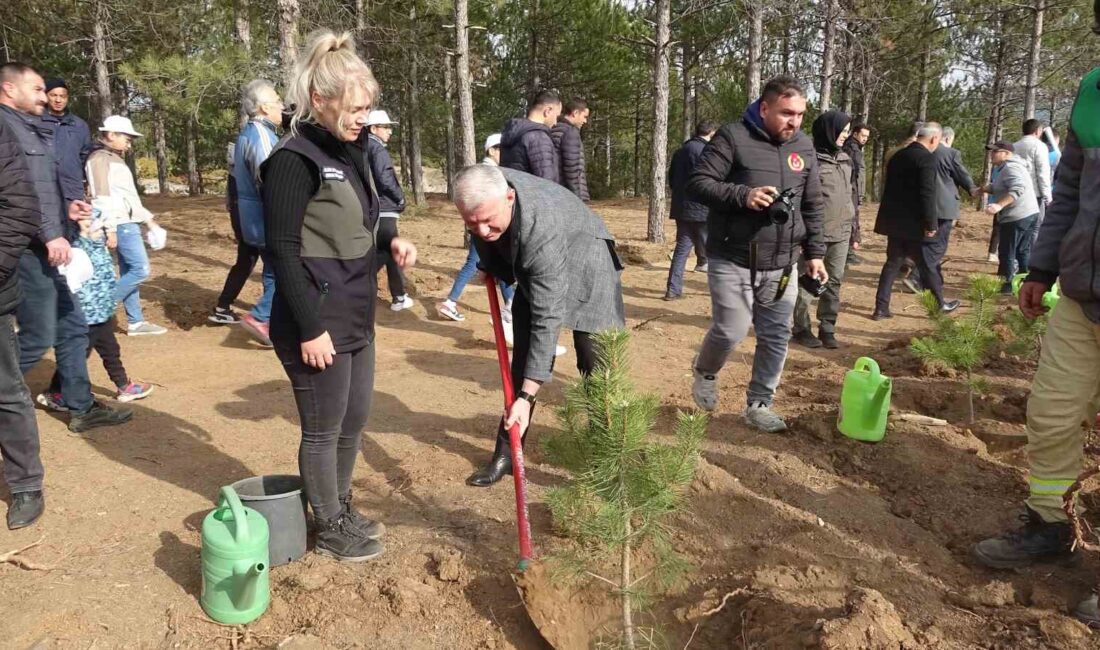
top-left (58, 248), bottom-right (94, 293)
top-left (146, 223), bottom-right (168, 251)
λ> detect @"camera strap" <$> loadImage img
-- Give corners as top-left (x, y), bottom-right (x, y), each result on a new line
top-left (749, 241), bottom-right (792, 306)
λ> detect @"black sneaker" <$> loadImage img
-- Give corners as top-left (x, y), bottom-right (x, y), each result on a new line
top-left (792, 329), bottom-right (822, 349)
top-left (662, 292), bottom-right (682, 301)
top-left (315, 514), bottom-right (385, 562)
top-left (972, 507), bottom-right (1077, 569)
top-left (68, 401), bottom-right (133, 435)
top-left (7, 490), bottom-right (44, 530)
top-left (208, 306), bottom-right (240, 325)
top-left (819, 331), bottom-right (839, 349)
top-left (339, 492), bottom-right (385, 540)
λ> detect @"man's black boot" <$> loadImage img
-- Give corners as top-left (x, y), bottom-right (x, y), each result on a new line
top-left (69, 401), bottom-right (133, 435)
top-left (314, 514), bottom-right (384, 562)
top-left (339, 492), bottom-right (385, 540)
top-left (792, 329), bottom-right (822, 349)
top-left (972, 507), bottom-right (1077, 569)
top-left (7, 490), bottom-right (44, 530)
top-left (466, 436), bottom-right (513, 487)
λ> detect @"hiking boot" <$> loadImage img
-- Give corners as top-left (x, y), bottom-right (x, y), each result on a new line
top-left (390, 295), bottom-right (414, 312)
top-left (127, 321), bottom-right (168, 336)
top-left (116, 381), bottom-right (154, 403)
top-left (240, 314), bottom-right (273, 347)
top-left (208, 306), bottom-right (240, 325)
top-left (339, 492), bottom-right (385, 540)
top-left (68, 401), bottom-right (133, 435)
top-left (692, 367), bottom-right (718, 412)
top-left (36, 391), bottom-right (68, 412)
top-left (792, 329), bottom-right (823, 349)
top-left (942, 299), bottom-right (961, 313)
top-left (744, 402), bottom-right (788, 433)
top-left (971, 507), bottom-right (1076, 569)
top-left (1075, 593), bottom-right (1100, 628)
top-left (819, 331), bottom-right (839, 349)
top-left (314, 514), bottom-right (385, 562)
top-left (7, 490), bottom-right (44, 530)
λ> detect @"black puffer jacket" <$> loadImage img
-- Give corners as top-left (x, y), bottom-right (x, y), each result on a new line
top-left (0, 105), bottom-right (67, 246)
top-left (550, 117), bottom-right (589, 201)
top-left (687, 100), bottom-right (825, 270)
top-left (0, 118), bottom-right (43, 315)
top-left (668, 136), bottom-right (709, 222)
top-left (365, 133), bottom-right (405, 213)
top-left (500, 118), bottom-right (559, 184)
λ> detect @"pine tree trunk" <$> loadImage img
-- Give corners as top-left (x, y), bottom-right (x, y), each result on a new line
top-left (820, 0), bottom-right (839, 110)
top-left (527, 0), bottom-right (541, 97)
top-left (605, 116), bottom-right (612, 191)
top-left (277, 0), bottom-right (300, 83)
top-left (234, 0), bottom-right (252, 52)
top-left (1024, 0), bottom-right (1045, 119)
top-left (621, 520), bottom-right (635, 650)
top-left (840, 29), bottom-right (853, 113)
top-left (981, 22), bottom-right (1008, 207)
top-left (92, 0), bottom-right (114, 120)
top-left (647, 0), bottom-right (671, 244)
top-left (185, 115), bottom-right (200, 196)
top-left (748, 5), bottom-right (764, 100)
top-left (633, 93), bottom-right (641, 197)
top-left (407, 5), bottom-right (425, 204)
top-left (444, 52), bottom-right (456, 200)
top-left (917, 45), bottom-right (931, 121)
top-left (859, 59), bottom-right (874, 123)
top-left (966, 370), bottom-right (975, 424)
top-left (153, 106), bottom-right (169, 195)
top-left (681, 40), bottom-right (693, 142)
top-left (455, 0), bottom-right (477, 167)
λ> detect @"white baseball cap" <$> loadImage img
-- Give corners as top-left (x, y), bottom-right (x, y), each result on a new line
top-left (98, 115), bottom-right (142, 138)
top-left (484, 133), bottom-right (502, 151)
top-left (366, 110), bottom-right (398, 127)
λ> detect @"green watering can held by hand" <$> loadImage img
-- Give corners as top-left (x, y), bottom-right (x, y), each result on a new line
top-left (1012, 273), bottom-right (1060, 310)
top-left (200, 486), bottom-right (270, 625)
top-left (838, 357), bottom-right (892, 443)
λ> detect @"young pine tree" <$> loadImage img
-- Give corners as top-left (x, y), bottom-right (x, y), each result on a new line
top-left (910, 275), bottom-right (1002, 423)
top-left (543, 330), bottom-right (707, 650)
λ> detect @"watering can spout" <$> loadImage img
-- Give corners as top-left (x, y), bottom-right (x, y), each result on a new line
top-left (232, 561), bottom-right (266, 610)
top-left (872, 378), bottom-right (892, 412)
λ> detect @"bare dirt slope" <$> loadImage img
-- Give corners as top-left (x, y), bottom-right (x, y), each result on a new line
top-left (1, 195), bottom-right (1095, 649)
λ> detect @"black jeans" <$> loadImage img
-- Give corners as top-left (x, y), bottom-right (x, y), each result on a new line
top-left (997, 214), bottom-right (1039, 286)
top-left (217, 241), bottom-right (260, 310)
top-left (874, 236), bottom-right (944, 313)
top-left (276, 343), bottom-right (374, 522)
top-left (48, 317), bottom-right (128, 392)
top-left (0, 313), bottom-right (44, 494)
top-left (493, 292), bottom-right (597, 447)
top-left (909, 219), bottom-right (954, 291)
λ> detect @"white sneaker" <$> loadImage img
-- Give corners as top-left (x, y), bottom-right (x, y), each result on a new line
top-left (692, 368), bottom-right (718, 412)
top-left (127, 321), bottom-right (167, 336)
top-left (987, 253), bottom-right (999, 264)
top-left (743, 402), bottom-right (787, 433)
top-left (390, 295), bottom-right (414, 311)
top-left (436, 301), bottom-right (465, 322)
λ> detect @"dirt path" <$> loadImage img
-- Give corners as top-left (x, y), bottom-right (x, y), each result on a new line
top-left (0, 195), bottom-right (1094, 649)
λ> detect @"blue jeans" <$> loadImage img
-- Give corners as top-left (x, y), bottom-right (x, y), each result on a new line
top-left (665, 221), bottom-right (707, 296)
top-left (251, 250), bottom-right (276, 322)
top-left (998, 214), bottom-right (1039, 286)
top-left (447, 245), bottom-right (515, 304)
top-left (114, 223), bottom-right (150, 325)
top-left (16, 249), bottom-right (94, 413)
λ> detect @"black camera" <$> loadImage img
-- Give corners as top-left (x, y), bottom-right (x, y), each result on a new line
top-left (798, 273), bottom-right (827, 297)
top-left (767, 188), bottom-right (796, 225)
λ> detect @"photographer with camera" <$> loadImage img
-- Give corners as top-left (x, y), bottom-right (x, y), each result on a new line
top-left (686, 76), bottom-right (826, 433)
top-left (871, 122), bottom-right (960, 319)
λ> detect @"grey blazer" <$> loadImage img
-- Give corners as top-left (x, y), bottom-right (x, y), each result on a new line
top-left (933, 146), bottom-right (976, 222)
top-left (474, 167), bottom-right (625, 382)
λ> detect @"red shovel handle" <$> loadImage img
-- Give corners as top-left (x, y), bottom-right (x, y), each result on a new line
top-left (485, 274), bottom-right (534, 568)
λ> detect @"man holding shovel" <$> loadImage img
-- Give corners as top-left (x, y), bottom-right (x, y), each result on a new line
top-left (453, 164), bottom-right (625, 487)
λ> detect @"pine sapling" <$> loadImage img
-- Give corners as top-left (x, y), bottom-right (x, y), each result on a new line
top-left (910, 275), bottom-right (1001, 423)
top-left (543, 330), bottom-right (707, 649)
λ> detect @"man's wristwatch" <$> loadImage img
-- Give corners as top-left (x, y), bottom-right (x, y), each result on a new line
top-left (516, 390), bottom-right (537, 406)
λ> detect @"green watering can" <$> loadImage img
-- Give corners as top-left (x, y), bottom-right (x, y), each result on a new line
top-left (838, 357), bottom-right (892, 443)
top-left (200, 486), bottom-right (270, 625)
top-left (1011, 273), bottom-right (1061, 310)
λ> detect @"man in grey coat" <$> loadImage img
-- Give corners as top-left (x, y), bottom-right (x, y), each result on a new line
top-left (453, 164), bottom-right (625, 487)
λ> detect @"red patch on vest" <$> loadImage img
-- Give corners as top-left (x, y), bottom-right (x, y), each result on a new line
top-left (788, 153), bottom-right (805, 172)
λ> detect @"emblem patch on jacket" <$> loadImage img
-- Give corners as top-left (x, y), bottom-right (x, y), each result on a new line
top-left (787, 153), bottom-right (805, 172)
top-left (321, 167), bottom-right (346, 181)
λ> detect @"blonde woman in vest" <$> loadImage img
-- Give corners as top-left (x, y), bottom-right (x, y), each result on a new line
top-left (262, 30), bottom-right (417, 562)
top-left (85, 116), bottom-right (167, 336)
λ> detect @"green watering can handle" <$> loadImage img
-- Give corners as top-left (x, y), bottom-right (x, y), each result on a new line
top-left (854, 357), bottom-right (880, 378)
top-left (218, 485), bottom-right (251, 545)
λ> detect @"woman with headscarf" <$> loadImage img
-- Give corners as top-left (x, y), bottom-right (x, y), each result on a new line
top-left (792, 110), bottom-right (854, 349)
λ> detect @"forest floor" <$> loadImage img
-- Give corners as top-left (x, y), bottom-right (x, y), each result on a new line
top-left (1, 194), bottom-right (1098, 650)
